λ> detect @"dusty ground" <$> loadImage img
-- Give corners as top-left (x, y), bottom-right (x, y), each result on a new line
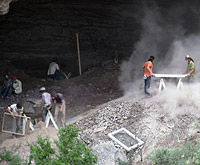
top-left (0, 60), bottom-right (122, 145)
top-left (1, 59), bottom-right (200, 164)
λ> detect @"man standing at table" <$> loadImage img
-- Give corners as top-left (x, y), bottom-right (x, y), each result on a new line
top-left (142, 56), bottom-right (155, 96)
top-left (185, 55), bottom-right (195, 84)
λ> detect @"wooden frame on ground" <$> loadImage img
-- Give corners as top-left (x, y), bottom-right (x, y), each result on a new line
top-left (108, 127), bottom-right (144, 152)
top-left (2, 113), bottom-right (31, 136)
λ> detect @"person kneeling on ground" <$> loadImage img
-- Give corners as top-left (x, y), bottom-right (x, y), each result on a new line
top-left (6, 102), bottom-right (23, 132)
top-left (12, 76), bottom-right (22, 94)
top-left (47, 57), bottom-right (61, 80)
top-left (51, 91), bottom-right (66, 128)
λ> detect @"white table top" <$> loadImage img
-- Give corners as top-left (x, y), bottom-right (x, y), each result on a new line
top-left (154, 74), bottom-right (187, 78)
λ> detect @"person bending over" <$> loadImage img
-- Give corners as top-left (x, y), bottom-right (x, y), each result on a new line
top-left (51, 91), bottom-right (66, 128)
top-left (39, 87), bottom-right (52, 122)
top-left (6, 102), bottom-right (23, 132)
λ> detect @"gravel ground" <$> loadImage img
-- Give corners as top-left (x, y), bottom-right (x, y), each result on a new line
top-left (1, 60), bottom-right (200, 164)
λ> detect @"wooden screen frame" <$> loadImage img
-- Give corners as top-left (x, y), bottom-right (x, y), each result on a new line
top-left (2, 113), bottom-right (31, 136)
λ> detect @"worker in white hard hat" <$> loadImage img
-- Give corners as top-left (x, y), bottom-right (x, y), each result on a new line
top-left (185, 55), bottom-right (195, 83)
top-left (39, 87), bottom-right (52, 122)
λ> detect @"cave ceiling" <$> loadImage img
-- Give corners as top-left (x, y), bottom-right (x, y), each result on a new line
top-left (0, 0), bottom-right (142, 70)
top-left (1, 0), bottom-right (200, 76)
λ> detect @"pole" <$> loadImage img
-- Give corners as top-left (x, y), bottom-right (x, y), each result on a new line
top-left (76, 33), bottom-right (82, 76)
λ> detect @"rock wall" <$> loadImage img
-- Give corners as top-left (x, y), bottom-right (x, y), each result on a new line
top-left (0, 0), bottom-right (141, 77)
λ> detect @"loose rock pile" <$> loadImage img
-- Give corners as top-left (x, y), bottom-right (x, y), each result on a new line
top-left (75, 97), bottom-right (200, 164)
top-left (75, 100), bottom-right (148, 164)
top-left (76, 101), bottom-right (139, 146)
top-left (1, 97), bottom-right (200, 164)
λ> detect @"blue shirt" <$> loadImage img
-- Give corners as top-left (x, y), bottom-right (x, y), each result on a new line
top-left (52, 93), bottom-right (65, 103)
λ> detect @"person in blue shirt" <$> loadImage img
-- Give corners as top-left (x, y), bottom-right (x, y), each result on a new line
top-left (51, 92), bottom-right (66, 127)
top-left (1, 75), bottom-right (13, 99)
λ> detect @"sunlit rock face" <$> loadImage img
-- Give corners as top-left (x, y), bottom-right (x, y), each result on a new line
top-left (0, 0), bottom-right (16, 15)
top-left (0, 0), bottom-right (11, 15)
top-left (0, 0), bottom-right (141, 77)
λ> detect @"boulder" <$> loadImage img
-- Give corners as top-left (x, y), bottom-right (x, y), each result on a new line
top-left (23, 98), bottom-right (42, 119)
top-left (23, 101), bottom-right (35, 114)
top-left (92, 142), bottom-right (127, 165)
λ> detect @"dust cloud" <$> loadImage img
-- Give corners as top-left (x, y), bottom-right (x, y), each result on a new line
top-left (119, 1), bottom-right (200, 117)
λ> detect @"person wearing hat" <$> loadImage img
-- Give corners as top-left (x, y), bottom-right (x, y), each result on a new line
top-left (185, 55), bottom-right (195, 83)
top-left (1, 74), bottom-right (13, 99)
top-left (142, 56), bottom-right (155, 96)
top-left (40, 87), bottom-right (52, 122)
top-left (6, 102), bottom-right (23, 132)
top-left (12, 76), bottom-right (22, 94)
top-left (0, 77), bottom-right (4, 96)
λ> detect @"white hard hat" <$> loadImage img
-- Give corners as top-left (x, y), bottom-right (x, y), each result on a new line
top-left (185, 55), bottom-right (191, 59)
top-left (40, 87), bottom-right (46, 91)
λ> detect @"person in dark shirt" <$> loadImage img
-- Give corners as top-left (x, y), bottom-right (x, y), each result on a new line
top-left (1, 75), bottom-right (13, 99)
top-left (0, 77), bottom-right (4, 96)
top-left (51, 92), bottom-right (66, 127)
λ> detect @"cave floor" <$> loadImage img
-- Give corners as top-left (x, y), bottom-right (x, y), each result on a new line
top-left (0, 60), bottom-right (122, 144)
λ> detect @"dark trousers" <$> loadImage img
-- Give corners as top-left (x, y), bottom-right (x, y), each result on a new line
top-left (42, 107), bottom-right (48, 122)
top-left (48, 70), bottom-right (61, 80)
top-left (55, 70), bottom-right (61, 80)
top-left (144, 76), bottom-right (151, 95)
top-left (1, 87), bottom-right (13, 98)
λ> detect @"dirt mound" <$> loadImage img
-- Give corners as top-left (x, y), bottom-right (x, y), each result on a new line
top-left (0, 121), bottom-right (58, 161)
